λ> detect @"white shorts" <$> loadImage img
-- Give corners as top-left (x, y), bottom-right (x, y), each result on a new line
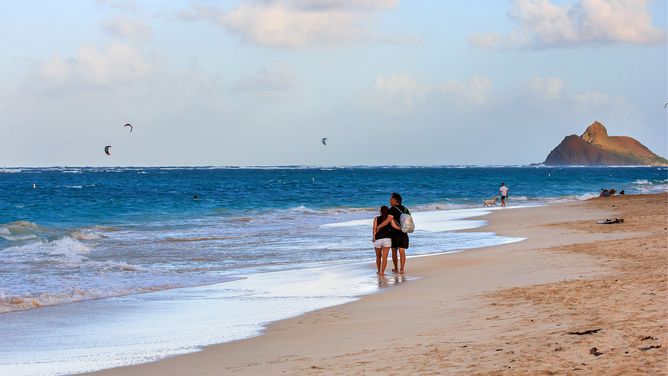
top-left (374, 238), bottom-right (391, 248)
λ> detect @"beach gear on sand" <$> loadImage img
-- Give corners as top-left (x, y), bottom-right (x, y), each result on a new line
top-left (597, 218), bottom-right (624, 224)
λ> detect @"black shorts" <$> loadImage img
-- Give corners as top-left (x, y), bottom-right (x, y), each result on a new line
top-left (392, 232), bottom-right (409, 249)
top-left (501, 195), bottom-right (507, 200)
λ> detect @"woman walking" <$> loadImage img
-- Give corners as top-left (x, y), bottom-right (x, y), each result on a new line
top-left (372, 206), bottom-right (392, 275)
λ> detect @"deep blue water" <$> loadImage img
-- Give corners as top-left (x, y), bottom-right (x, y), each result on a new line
top-left (0, 165), bottom-right (665, 315)
top-left (1, 166), bottom-right (665, 228)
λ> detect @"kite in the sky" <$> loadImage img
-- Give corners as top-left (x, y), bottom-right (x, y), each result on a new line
top-left (105, 146), bottom-right (111, 155)
top-left (322, 138), bottom-right (327, 145)
top-left (124, 123), bottom-right (133, 132)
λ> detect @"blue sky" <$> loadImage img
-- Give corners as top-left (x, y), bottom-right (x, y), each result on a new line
top-left (1, 0), bottom-right (666, 166)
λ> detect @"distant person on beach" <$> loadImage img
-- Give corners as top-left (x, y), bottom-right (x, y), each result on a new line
top-left (377, 193), bottom-right (410, 274)
top-left (609, 189), bottom-right (616, 196)
top-left (498, 183), bottom-right (509, 207)
top-left (599, 188), bottom-right (608, 197)
top-left (620, 190), bottom-right (625, 195)
top-left (372, 206), bottom-right (392, 275)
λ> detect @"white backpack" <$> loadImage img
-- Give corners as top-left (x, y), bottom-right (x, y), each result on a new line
top-left (394, 206), bottom-right (415, 233)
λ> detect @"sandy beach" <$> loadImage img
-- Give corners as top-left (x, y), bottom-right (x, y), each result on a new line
top-left (86, 193), bottom-right (667, 375)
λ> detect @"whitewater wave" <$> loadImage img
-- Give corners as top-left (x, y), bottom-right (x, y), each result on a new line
top-left (70, 231), bottom-right (103, 240)
top-left (0, 275), bottom-right (243, 314)
top-left (636, 184), bottom-right (668, 194)
top-left (0, 220), bottom-right (50, 235)
top-left (0, 234), bottom-right (38, 241)
top-left (163, 234), bottom-right (255, 243)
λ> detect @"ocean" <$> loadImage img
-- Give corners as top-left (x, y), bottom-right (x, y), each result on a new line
top-left (0, 166), bottom-right (666, 375)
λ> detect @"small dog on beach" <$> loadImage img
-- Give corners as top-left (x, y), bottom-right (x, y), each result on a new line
top-left (482, 197), bottom-right (498, 207)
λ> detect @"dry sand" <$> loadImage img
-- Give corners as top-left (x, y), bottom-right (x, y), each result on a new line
top-left (87, 193), bottom-right (667, 375)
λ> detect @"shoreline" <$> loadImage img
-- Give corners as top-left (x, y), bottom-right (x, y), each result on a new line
top-left (84, 192), bottom-right (667, 375)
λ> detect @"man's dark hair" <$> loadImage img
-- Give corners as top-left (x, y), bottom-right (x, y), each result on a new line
top-left (391, 192), bottom-right (402, 205)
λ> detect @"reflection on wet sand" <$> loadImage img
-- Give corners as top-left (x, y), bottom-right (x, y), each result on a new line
top-left (377, 274), bottom-right (407, 287)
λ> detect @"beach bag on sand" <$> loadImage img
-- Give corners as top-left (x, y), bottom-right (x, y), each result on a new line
top-left (394, 206), bottom-right (415, 233)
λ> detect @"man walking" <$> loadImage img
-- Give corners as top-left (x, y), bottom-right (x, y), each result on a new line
top-left (376, 193), bottom-right (411, 274)
top-left (499, 183), bottom-right (509, 207)
top-left (387, 193), bottom-right (410, 274)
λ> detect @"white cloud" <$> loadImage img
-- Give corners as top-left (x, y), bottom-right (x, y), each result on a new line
top-left (469, 0), bottom-right (666, 49)
top-left (468, 31), bottom-right (503, 49)
top-left (102, 15), bottom-right (153, 41)
top-left (3, 42), bottom-right (224, 106)
top-left (529, 76), bottom-right (564, 99)
top-left (175, 8), bottom-right (199, 22)
top-left (96, 0), bottom-right (142, 14)
top-left (572, 91), bottom-right (625, 105)
top-left (257, 0), bottom-right (397, 11)
top-left (358, 73), bottom-right (433, 116)
top-left (178, 0), bottom-right (418, 48)
top-left (17, 42), bottom-right (153, 95)
top-left (440, 75), bottom-right (492, 105)
top-left (231, 62), bottom-right (302, 93)
top-left (358, 74), bottom-right (492, 116)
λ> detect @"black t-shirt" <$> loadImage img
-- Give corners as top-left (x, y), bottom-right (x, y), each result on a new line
top-left (388, 205), bottom-right (408, 233)
top-left (375, 216), bottom-right (392, 239)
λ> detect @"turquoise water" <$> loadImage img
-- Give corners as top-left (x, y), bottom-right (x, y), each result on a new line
top-left (0, 166), bottom-right (665, 313)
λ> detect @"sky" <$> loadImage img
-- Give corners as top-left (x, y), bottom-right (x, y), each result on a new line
top-left (0, 0), bottom-right (666, 167)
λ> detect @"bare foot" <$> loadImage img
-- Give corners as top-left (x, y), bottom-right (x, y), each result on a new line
top-left (391, 269), bottom-right (397, 273)
top-left (379, 273), bottom-right (385, 276)
top-left (399, 270), bottom-right (404, 274)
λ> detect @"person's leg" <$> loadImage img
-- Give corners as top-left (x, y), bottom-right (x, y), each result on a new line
top-left (501, 197), bottom-right (505, 207)
top-left (374, 247), bottom-right (382, 274)
top-left (399, 248), bottom-right (406, 274)
top-left (391, 247), bottom-right (398, 272)
top-left (380, 247), bottom-right (390, 275)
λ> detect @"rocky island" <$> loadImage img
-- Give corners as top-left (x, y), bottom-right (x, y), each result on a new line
top-left (543, 121), bottom-right (667, 166)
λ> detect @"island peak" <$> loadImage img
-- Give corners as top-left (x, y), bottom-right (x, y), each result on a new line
top-left (543, 121), bottom-right (667, 166)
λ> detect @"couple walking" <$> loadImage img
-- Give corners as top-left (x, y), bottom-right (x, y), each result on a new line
top-left (372, 192), bottom-right (410, 275)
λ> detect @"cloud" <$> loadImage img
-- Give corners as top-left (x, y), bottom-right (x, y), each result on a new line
top-left (468, 31), bottom-right (503, 49)
top-left (529, 76), bottom-right (564, 99)
top-left (177, 0), bottom-right (419, 48)
top-left (440, 75), bottom-right (492, 105)
top-left (3, 42), bottom-right (223, 105)
top-left (256, 0), bottom-right (397, 11)
top-left (572, 91), bottom-right (625, 106)
top-left (358, 74), bottom-right (492, 115)
top-left (469, 0), bottom-right (666, 49)
top-left (358, 73), bottom-right (433, 116)
top-left (96, 0), bottom-right (142, 14)
top-left (231, 62), bottom-right (302, 93)
top-left (102, 15), bottom-right (153, 41)
top-left (175, 8), bottom-right (199, 22)
top-left (17, 42), bottom-right (154, 96)
top-left (377, 34), bottom-right (421, 46)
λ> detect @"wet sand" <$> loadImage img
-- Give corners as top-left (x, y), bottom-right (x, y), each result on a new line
top-left (87, 193), bottom-right (667, 375)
